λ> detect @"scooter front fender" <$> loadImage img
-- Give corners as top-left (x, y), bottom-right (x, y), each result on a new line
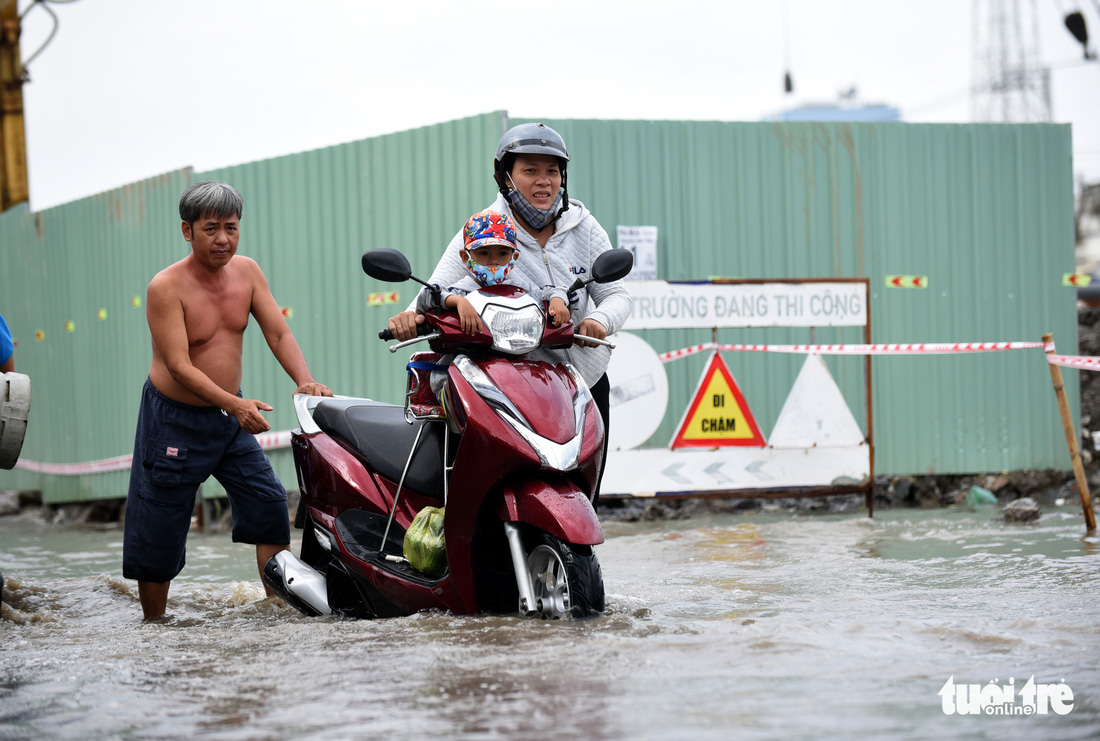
top-left (498, 478), bottom-right (604, 546)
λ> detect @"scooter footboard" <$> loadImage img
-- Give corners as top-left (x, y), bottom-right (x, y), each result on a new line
top-left (498, 478), bottom-right (603, 546)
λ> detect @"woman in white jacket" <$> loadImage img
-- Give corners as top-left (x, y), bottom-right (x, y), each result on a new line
top-left (388, 122), bottom-right (632, 503)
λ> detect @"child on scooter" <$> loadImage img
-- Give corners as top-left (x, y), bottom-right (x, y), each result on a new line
top-left (414, 209), bottom-right (569, 329)
top-left (408, 209), bottom-right (570, 414)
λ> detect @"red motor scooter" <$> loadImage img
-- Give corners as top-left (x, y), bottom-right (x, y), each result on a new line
top-left (264, 247), bottom-right (633, 620)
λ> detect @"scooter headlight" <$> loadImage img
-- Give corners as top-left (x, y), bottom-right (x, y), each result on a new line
top-left (482, 304), bottom-right (544, 355)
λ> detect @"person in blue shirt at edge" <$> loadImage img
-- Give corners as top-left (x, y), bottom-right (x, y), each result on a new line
top-left (0, 312), bottom-right (14, 373)
top-left (0, 312), bottom-right (8, 603)
top-left (123, 180), bottom-right (331, 621)
top-left (388, 123), bottom-right (632, 506)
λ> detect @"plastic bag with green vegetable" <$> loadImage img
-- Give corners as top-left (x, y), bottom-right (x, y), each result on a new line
top-left (403, 506), bottom-right (447, 577)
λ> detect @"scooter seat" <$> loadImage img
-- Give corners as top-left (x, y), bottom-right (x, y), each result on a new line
top-left (312, 399), bottom-right (445, 497)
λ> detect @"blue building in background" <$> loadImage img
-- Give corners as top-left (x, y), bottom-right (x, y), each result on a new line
top-left (770, 103), bottom-right (900, 122)
top-left (767, 89), bottom-right (901, 122)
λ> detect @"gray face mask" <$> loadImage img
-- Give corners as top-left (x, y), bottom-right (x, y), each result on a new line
top-left (506, 176), bottom-right (563, 231)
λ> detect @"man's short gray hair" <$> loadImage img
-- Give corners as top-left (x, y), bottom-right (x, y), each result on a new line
top-left (179, 181), bottom-right (243, 224)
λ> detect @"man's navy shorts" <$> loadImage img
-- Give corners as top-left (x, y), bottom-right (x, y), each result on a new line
top-left (123, 379), bottom-right (290, 583)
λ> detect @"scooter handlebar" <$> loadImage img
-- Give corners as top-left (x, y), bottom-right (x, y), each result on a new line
top-left (378, 323), bottom-right (432, 341)
top-left (574, 333), bottom-right (616, 349)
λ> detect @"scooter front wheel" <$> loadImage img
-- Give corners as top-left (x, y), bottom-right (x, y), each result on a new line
top-left (526, 533), bottom-right (605, 620)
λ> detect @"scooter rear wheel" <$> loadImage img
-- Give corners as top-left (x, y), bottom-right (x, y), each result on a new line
top-left (526, 533), bottom-right (605, 620)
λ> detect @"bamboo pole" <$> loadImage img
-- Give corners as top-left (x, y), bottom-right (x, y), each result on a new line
top-left (0, 0), bottom-right (30, 210)
top-left (1043, 333), bottom-right (1096, 532)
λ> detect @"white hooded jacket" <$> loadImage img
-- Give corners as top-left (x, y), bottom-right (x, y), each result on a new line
top-left (416, 193), bottom-right (632, 386)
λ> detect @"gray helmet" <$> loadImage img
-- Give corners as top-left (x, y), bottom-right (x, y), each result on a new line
top-left (493, 123), bottom-right (570, 214)
top-left (494, 122), bottom-right (570, 165)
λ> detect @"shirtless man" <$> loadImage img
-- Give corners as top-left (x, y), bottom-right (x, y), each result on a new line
top-left (123, 180), bottom-right (330, 620)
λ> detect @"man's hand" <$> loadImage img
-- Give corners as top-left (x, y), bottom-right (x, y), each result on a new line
top-left (296, 381), bottom-right (332, 397)
top-left (388, 311), bottom-right (424, 341)
top-left (576, 318), bottom-right (608, 348)
top-left (231, 398), bottom-right (274, 434)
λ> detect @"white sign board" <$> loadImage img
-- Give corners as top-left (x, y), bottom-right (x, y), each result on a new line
top-left (768, 354), bottom-right (865, 449)
top-left (617, 226), bottom-right (658, 281)
top-left (602, 277), bottom-right (871, 499)
top-left (605, 332), bottom-right (669, 451)
top-left (602, 347), bottom-right (871, 498)
top-left (602, 446), bottom-right (869, 498)
top-left (623, 280), bottom-right (867, 329)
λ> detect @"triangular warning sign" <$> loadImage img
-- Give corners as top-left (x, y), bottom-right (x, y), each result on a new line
top-left (768, 354), bottom-right (865, 449)
top-left (670, 352), bottom-right (766, 449)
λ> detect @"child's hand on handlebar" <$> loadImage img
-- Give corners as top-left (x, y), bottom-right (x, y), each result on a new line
top-left (547, 297), bottom-right (570, 327)
top-left (449, 295), bottom-right (484, 334)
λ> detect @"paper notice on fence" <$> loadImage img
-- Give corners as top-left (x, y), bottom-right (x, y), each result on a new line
top-left (617, 226), bottom-right (658, 281)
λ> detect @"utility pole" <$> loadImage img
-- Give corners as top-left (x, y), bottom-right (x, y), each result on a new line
top-left (971, 0), bottom-right (1052, 122)
top-left (0, 0), bottom-right (28, 211)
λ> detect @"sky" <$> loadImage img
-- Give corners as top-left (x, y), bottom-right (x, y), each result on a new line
top-left (12, 0), bottom-right (1100, 212)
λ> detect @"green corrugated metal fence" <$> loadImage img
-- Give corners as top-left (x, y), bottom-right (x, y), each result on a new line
top-left (0, 112), bottom-right (1077, 503)
top-left (521, 117), bottom-right (1075, 474)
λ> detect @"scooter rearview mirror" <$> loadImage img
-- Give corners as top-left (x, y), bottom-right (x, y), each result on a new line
top-left (361, 249), bottom-right (412, 282)
top-left (567, 249), bottom-right (635, 294)
top-left (362, 248), bottom-right (437, 292)
top-left (591, 249), bottom-right (634, 284)
top-left (363, 248), bottom-right (413, 283)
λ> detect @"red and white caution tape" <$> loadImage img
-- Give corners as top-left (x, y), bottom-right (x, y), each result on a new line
top-left (254, 430), bottom-right (293, 450)
top-left (658, 340), bottom-right (1047, 362)
top-left (14, 342), bottom-right (1100, 476)
top-left (14, 430), bottom-right (294, 476)
top-left (657, 343), bottom-right (715, 362)
top-left (717, 341), bottom-right (1047, 355)
top-left (1045, 354), bottom-right (1100, 370)
top-left (16, 454), bottom-right (134, 475)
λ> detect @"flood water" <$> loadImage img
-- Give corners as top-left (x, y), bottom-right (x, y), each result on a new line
top-left (2, 503), bottom-right (1098, 740)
